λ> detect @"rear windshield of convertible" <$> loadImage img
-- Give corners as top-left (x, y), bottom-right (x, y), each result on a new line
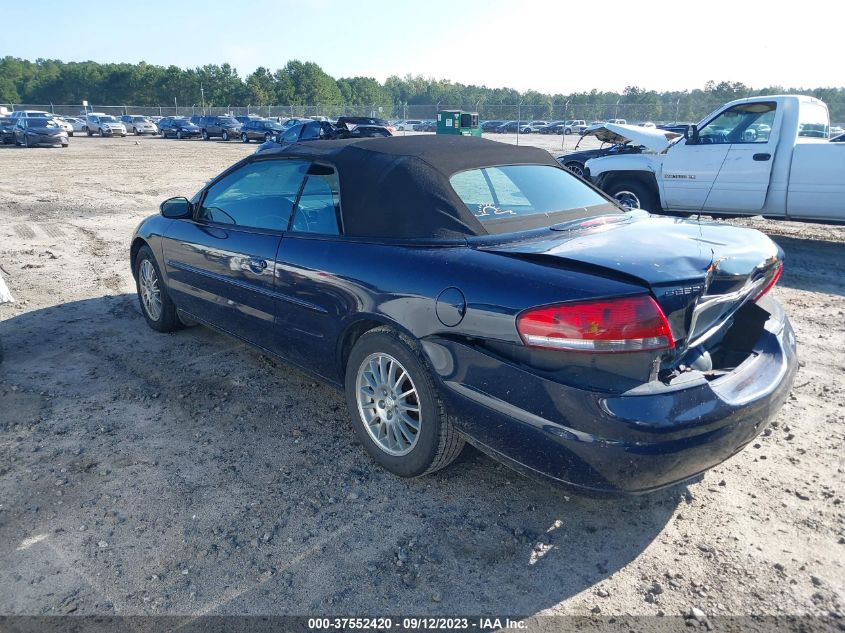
top-left (449, 165), bottom-right (616, 233)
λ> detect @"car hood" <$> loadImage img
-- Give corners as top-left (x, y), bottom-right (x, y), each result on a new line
top-left (581, 123), bottom-right (681, 152)
top-left (476, 211), bottom-right (782, 350)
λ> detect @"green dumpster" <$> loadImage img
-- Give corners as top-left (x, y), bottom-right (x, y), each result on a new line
top-left (436, 110), bottom-right (481, 136)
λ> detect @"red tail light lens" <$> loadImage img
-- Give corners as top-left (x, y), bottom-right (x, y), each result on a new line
top-left (753, 262), bottom-right (783, 302)
top-left (516, 295), bottom-right (674, 353)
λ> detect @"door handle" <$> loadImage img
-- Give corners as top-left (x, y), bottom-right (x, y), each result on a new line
top-left (247, 258), bottom-right (268, 274)
top-left (753, 153), bottom-right (771, 161)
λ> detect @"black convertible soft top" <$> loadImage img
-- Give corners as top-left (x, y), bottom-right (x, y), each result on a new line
top-left (262, 135), bottom-right (561, 239)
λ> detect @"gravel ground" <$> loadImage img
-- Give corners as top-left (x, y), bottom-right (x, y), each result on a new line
top-left (0, 136), bottom-right (843, 624)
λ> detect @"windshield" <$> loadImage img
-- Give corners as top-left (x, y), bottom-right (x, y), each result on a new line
top-left (132, 116), bottom-right (148, 122)
top-left (100, 116), bottom-right (118, 122)
top-left (450, 165), bottom-right (617, 234)
top-left (26, 118), bottom-right (58, 127)
top-left (218, 118), bottom-right (239, 125)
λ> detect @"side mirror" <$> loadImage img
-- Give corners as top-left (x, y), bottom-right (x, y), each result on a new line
top-left (160, 197), bottom-right (192, 219)
top-left (684, 124), bottom-right (699, 144)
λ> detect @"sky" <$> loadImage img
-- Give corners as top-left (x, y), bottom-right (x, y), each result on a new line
top-left (3, 0), bottom-right (840, 94)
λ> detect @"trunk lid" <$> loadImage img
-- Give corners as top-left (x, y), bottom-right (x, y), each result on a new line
top-left (476, 211), bottom-right (782, 353)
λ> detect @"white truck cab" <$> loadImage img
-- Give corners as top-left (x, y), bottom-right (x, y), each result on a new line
top-left (586, 95), bottom-right (845, 222)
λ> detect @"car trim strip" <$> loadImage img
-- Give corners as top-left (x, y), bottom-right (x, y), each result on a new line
top-left (166, 260), bottom-right (329, 314)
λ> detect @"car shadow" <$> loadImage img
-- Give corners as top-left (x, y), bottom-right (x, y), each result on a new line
top-left (769, 236), bottom-right (845, 297)
top-left (0, 294), bottom-right (682, 616)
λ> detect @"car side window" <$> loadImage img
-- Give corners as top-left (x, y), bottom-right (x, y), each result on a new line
top-left (300, 122), bottom-right (321, 140)
top-left (698, 102), bottom-right (776, 144)
top-left (282, 127), bottom-right (300, 143)
top-left (197, 159), bottom-right (311, 231)
top-left (290, 164), bottom-right (342, 235)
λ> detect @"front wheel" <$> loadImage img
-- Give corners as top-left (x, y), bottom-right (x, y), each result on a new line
top-left (133, 127), bottom-right (140, 135)
top-left (222, 130), bottom-right (230, 141)
top-left (176, 130), bottom-right (183, 140)
top-left (606, 179), bottom-right (659, 211)
top-left (98, 128), bottom-right (103, 136)
top-left (563, 161), bottom-right (585, 178)
top-left (201, 130), bottom-right (209, 140)
top-left (345, 327), bottom-right (464, 477)
top-left (85, 127), bottom-right (92, 136)
top-left (134, 245), bottom-right (180, 332)
top-left (241, 133), bottom-right (249, 143)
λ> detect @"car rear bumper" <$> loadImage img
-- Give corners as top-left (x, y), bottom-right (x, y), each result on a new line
top-left (425, 299), bottom-right (797, 494)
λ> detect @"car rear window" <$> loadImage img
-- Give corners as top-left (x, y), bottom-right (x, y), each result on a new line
top-left (449, 165), bottom-right (616, 233)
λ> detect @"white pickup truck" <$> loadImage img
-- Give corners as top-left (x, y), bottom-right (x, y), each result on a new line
top-left (585, 95), bottom-right (845, 222)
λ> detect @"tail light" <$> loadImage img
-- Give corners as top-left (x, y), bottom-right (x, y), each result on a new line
top-left (753, 262), bottom-right (783, 302)
top-left (516, 295), bottom-right (674, 353)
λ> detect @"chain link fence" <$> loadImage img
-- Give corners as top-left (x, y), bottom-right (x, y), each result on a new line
top-left (4, 101), bottom-right (844, 128)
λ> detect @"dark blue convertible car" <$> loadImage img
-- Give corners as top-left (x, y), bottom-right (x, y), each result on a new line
top-left (131, 136), bottom-right (796, 494)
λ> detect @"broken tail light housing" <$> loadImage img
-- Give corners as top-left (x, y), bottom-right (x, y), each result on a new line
top-left (753, 262), bottom-right (783, 302)
top-left (517, 295), bottom-right (674, 353)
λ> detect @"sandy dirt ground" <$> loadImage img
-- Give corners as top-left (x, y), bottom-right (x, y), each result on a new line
top-left (0, 135), bottom-right (843, 625)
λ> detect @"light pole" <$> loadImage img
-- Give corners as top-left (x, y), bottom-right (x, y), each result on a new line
top-left (675, 98), bottom-right (681, 123)
top-left (200, 83), bottom-right (205, 114)
top-left (517, 98), bottom-right (523, 145)
top-left (562, 99), bottom-right (570, 150)
top-left (615, 98), bottom-right (621, 121)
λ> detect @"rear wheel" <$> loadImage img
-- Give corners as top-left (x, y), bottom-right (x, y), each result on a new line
top-left (345, 327), bottom-right (464, 477)
top-left (134, 245), bottom-right (179, 332)
top-left (606, 179), bottom-right (659, 211)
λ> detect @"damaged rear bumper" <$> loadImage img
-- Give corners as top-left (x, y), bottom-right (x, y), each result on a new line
top-left (426, 297), bottom-right (798, 494)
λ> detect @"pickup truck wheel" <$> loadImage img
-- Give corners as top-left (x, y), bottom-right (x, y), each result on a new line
top-left (563, 161), bottom-right (585, 178)
top-left (607, 179), bottom-right (659, 212)
top-left (345, 327), bottom-right (464, 478)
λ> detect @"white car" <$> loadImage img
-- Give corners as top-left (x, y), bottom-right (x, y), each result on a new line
top-left (84, 113), bottom-right (127, 137)
top-left (120, 115), bottom-right (158, 135)
top-left (519, 121), bottom-right (549, 134)
top-left (9, 109), bottom-right (51, 119)
top-left (563, 119), bottom-right (587, 134)
top-left (62, 117), bottom-right (89, 134)
top-left (394, 119), bottom-right (423, 131)
top-left (51, 117), bottom-right (75, 135)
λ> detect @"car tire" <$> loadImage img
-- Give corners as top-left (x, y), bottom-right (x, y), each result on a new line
top-left (69, 131), bottom-right (74, 137)
top-left (564, 161), bottom-right (586, 178)
top-left (134, 245), bottom-right (180, 333)
top-left (133, 127), bottom-right (139, 135)
top-left (201, 130), bottom-right (209, 140)
top-left (160, 129), bottom-right (166, 138)
top-left (606, 179), bottom-right (660, 211)
top-left (241, 133), bottom-right (249, 143)
top-left (344, 327), bottom-right (464, 478)
top-left (222, 130), bottom-right (230, 141)
top-left (23, 136), bottom-right (29, 148)
top-left (85, 127), bottom-right (92, 136)
top-left (264, 132), bottom-right (271, 142)
top-left (98, 128), bottom-right (104, 136)
top-left (177, 130), bottom-right (183, 140)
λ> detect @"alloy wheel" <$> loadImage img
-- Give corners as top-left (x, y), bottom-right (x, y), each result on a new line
top-left (356, 353), bottom-right (421, 456)
top-left (138, 259), bottom-right (162, 321)
top-left (614, 190), bottom-right (641, 210)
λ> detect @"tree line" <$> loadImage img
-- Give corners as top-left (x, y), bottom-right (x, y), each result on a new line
top-left (2, 57), bottom-right (843, 123)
